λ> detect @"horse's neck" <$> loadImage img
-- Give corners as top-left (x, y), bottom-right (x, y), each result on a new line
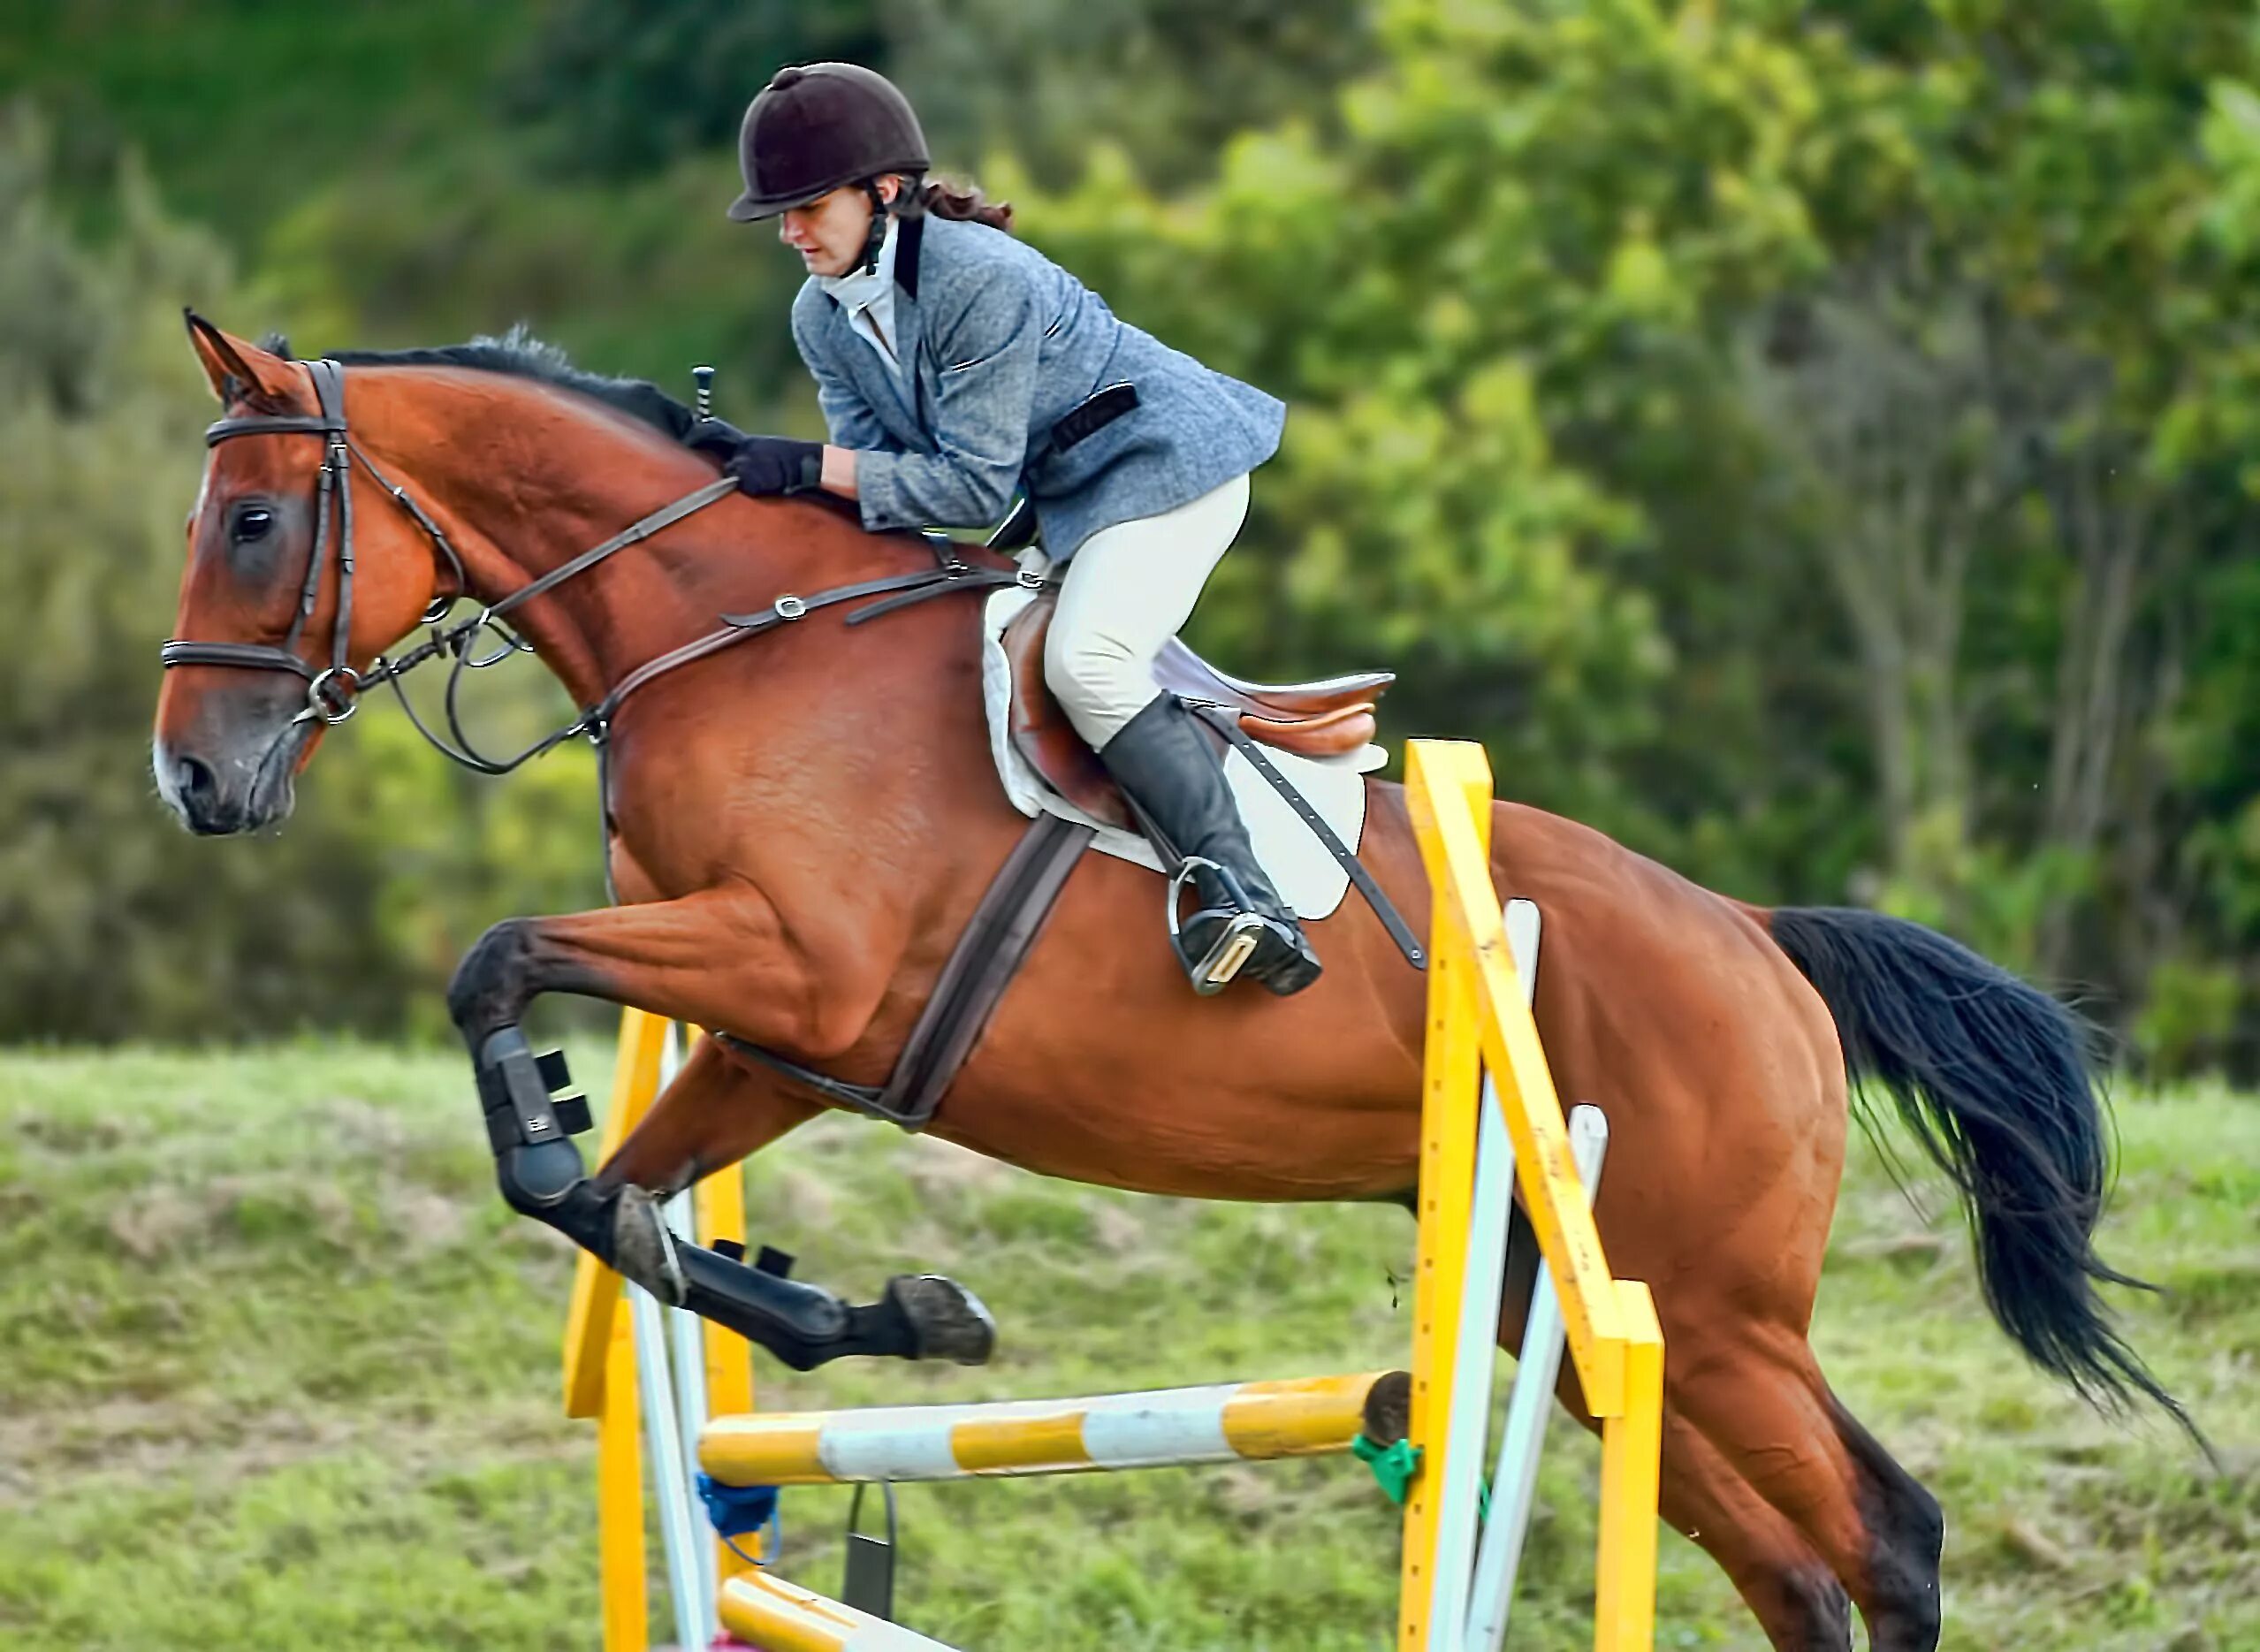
top-left (369, 371), bottom-right (996, 919)
top-left (368, 371), bottom-right (878, 707)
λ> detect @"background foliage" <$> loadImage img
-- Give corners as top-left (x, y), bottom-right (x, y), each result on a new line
top-left (1, 0), bottom-right (2255, 1069)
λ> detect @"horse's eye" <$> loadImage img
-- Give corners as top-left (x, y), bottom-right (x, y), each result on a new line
top-left (232, 506), bottom-right (274, 542)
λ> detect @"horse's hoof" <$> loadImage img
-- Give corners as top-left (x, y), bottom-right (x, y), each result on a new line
top-left (887, 1273), bottom-right (996, 1365)
top-left (610, 1184), bottom-right (688, 1305)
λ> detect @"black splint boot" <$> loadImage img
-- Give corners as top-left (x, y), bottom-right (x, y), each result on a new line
top-left (476, 1028), bottom-right (995, 1370)
top-left (1098, 695), bottom-right (1322, 996)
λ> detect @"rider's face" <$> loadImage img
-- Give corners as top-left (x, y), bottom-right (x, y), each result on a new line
top-left (778, 177), bottom-right (899, 277)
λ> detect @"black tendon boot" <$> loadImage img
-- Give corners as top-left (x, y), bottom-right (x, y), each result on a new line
top-left (1098, 695), bottom-right (1322, 995)
top-left (476, 1029), bottom-right (995, 1370)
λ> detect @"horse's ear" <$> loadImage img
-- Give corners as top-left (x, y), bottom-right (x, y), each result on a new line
top-left (183, 309), bottom-right (295, 409)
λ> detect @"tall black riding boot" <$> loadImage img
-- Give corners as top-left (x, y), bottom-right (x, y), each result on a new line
top-left (1097, 695), bottom-right (1322, 995)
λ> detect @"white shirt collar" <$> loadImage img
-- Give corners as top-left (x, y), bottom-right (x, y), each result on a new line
top-left (818, 216), bottom-right (900, 321)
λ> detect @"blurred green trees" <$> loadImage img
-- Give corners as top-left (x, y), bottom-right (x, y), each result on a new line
top-left (1, 0), bottom-right (2256, 1070)
top-left (1027, 0), bottom-right (2260, 1065)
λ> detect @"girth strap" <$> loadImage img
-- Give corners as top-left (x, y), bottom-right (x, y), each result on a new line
top-left (721, 811), bottom-right (1095, 1131)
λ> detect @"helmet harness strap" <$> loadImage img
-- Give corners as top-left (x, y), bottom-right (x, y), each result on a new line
top-left (858, 179), bottom-right (892, 275)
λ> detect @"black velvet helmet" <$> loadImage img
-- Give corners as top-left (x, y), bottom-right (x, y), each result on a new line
top-left (727, 63), bottom-right (930, 222)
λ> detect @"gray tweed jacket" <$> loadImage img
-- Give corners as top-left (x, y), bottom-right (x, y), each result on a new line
top-left (789, 214), bottom-right (1284, 560)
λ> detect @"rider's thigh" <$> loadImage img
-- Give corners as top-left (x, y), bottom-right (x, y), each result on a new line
top-left (1045, 473), bottom-right (1250, 747)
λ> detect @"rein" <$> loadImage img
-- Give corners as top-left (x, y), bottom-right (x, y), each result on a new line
top-left (162, 357), bottom-right (1039, 787)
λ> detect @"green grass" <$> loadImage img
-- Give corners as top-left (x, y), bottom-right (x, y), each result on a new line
top-left (0, 1044), bottom-right (2252, 1649)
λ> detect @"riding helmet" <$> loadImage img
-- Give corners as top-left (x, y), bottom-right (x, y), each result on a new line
top-left (727, 63), bottom-right (930, 222)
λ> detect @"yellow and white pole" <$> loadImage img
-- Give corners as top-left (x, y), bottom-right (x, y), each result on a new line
top-left (701, 1370), bottom-right (1398, 1487)
top-left (719, 1570), bottom-right (964, 1651)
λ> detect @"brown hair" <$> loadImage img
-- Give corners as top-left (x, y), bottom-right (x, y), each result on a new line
top-left (906, 175), bottom-right (1013, 233)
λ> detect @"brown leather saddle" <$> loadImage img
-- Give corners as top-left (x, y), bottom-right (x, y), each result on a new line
top-left (1001, 590), bottom-right (1395, 831)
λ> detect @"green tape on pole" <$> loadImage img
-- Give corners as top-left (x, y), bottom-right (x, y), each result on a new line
top-left (1353, 1434), bottom-right (1422, 1505)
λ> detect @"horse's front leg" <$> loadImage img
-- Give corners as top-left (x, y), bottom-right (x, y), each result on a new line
top-left (445, 889), bottom-right (994, 1371)
top-left (601, 1032), bottom-right (823, 1194)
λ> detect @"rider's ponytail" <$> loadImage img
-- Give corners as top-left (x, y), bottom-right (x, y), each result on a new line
top-left (907, 176), bottom-right (1014, 233)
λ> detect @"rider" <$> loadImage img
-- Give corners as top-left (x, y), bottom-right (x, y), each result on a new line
top-left (696, 61), bottom-right (1320, 996)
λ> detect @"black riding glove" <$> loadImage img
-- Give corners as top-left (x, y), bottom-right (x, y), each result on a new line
top-left (684, 418), bottom-right (823, 496)
top-left (683, 415), bottom-right (749, 459)
top-left (713, 434), bottom-right (826, 499)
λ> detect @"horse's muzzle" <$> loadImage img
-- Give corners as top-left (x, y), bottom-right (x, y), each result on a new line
top-left (152, 722), bottom-right (304, 835)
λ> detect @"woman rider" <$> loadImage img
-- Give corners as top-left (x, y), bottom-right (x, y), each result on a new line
top-left (694, 61), bottom-right (1320, 996)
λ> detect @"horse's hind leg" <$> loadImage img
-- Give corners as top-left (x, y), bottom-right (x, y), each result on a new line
top-left (1497, 1212), bottom-right (1851, 1649)
top-left (1822, 1390), bottom-right (1946, 1651)
top-left (1657, 1408), bottom-right (1853, 1650)
top-left (1670, 1336), bottom-right (1943, 1651)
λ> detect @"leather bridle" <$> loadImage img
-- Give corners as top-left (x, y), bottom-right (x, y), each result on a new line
top-left (160, 356), bottom-right (1037, 784)
top-left (163, 359), bottom-right (414, 725)
top-left (161, 356), bottom-right (743, 762)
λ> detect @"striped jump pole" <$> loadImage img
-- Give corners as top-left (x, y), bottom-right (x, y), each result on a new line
top-left (701, 1370), bottom-right (1402, 1487)
top-left (720, 1569), bottom-right (962, 1652)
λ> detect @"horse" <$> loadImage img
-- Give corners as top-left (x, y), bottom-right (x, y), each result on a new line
top-left (150, 316), bottom-right (2183, 1652)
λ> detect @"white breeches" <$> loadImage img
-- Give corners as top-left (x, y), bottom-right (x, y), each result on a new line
top-left (1043, 472), bottom-right (1251, 749)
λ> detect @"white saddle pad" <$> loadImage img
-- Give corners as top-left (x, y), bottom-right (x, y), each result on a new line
top-left (980, 586), bottom-right (1385, 921)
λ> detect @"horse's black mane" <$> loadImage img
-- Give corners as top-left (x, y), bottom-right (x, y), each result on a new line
top-left (257, 325), bottom-right (699, 443)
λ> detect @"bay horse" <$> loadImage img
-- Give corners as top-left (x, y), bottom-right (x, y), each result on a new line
top-left (151, 317), bottom-right (2182, 1652)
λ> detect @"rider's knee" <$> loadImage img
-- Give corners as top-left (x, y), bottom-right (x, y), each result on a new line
top-left (1044, 621), bottom-right (1147, 747)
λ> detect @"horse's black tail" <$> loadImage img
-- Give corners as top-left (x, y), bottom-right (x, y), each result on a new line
top-left (1769, 905), bottom-right (2194, 1435)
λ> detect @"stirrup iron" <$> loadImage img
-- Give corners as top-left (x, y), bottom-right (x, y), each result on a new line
top-left (1166, 855), bottom-right (1266, 993)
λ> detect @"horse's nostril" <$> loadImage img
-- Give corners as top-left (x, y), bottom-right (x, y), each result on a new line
top-left (175, 752), bottom-right (218, 803)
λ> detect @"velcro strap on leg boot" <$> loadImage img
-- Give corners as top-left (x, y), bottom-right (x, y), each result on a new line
top-left (478, 1027), bottom-right (590, 1153)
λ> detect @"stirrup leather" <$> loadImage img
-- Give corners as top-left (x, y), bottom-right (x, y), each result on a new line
top-left (1166, 855), bottom-right (1268, 993)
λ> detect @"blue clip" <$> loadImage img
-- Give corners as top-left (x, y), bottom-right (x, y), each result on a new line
top-left (698, 1473), bottom-right (780, 1541)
